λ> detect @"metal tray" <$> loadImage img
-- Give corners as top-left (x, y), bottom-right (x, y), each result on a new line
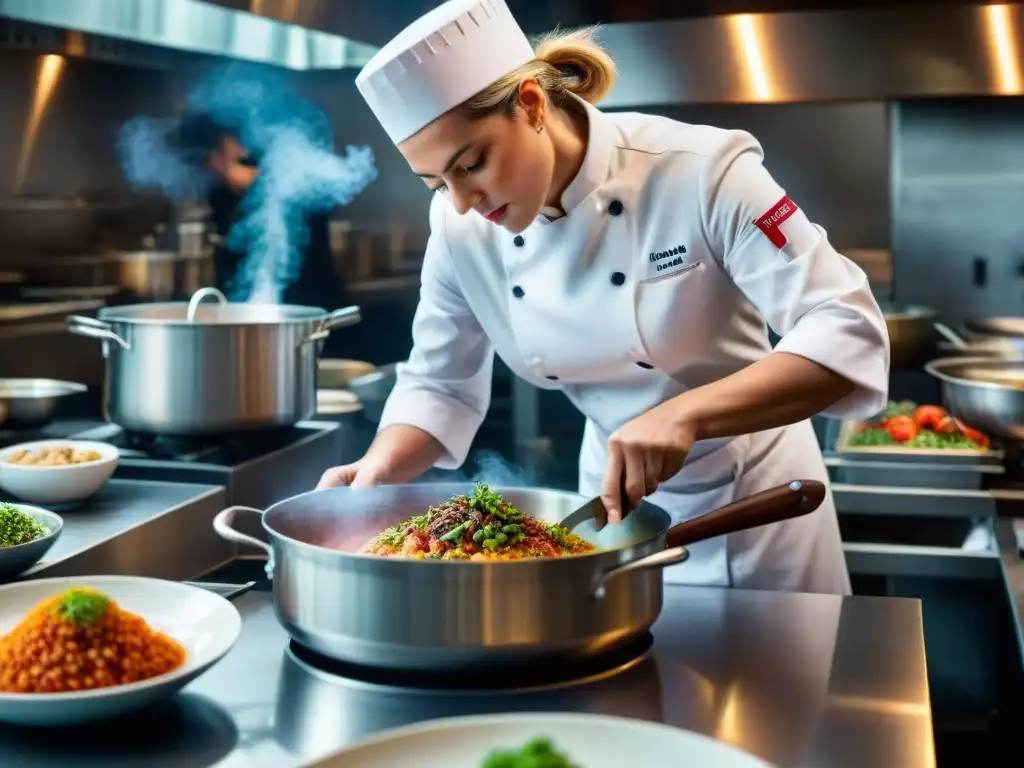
top-left (832, 420), bottom-right (1003, 466)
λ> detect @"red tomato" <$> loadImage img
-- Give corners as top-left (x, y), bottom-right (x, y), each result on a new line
top-left (933, 414), bottom-right (957, 434)
top-left (885, 415), bottom-right (919, 443)
top-left (913, 405), bottom-right (947, 430)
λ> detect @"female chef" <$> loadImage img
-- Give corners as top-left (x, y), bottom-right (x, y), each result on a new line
top-left (318, 0), bottom-right (890, 594)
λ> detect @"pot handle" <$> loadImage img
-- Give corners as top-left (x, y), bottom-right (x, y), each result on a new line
top-left (592, 480), bottom-right (827, 599)
top-left (213, 506), bottom-right (275, 579)
top-left (186, 286), bottom-right (228, 322)
top-left (304, 305), bottom-right (362, 345)
top-left (66, 315), bottom-right (130, 351)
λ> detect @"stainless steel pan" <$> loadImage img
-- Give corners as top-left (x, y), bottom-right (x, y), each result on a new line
top-left (213, 480), bottom-right (825, 670)
top-left (926, 356), bottom-right (1024, 440)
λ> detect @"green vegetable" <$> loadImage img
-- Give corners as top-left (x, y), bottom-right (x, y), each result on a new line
top-left (473, 528), bottom-right (486, 543)
top-left (847, 427), bottom-right (895, 447)
top-left (483, 538), bottom-right (499, 549)
top-left (467, 483), bottom-right (524, 522)
top-left (440, 520), bottom-right (473, 542)
top-left (483, 524), bottom-right (495, 538)
top-left (0, 502), bottom-right (47, 548)
top-left (847, 427), bottom-right (983, 450)
top-left (495, 532), bottom-right (508, 544)
top-left (502, 524), bottom-right (520, 534)
top-left (481, 737), bottom-right (578, 768)
top-left (56, 588), bottom-right (111, 627)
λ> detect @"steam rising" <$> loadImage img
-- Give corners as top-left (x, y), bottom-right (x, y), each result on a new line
top-left (117, 63), bottom-right (377, 303)
top-left (453, 450), bottom-right (540, 488)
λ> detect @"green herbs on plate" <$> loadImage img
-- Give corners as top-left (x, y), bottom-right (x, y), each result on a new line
top-left (0, 502), bottom-right (47, 548)
top-left (481, 737), bottom-right (579, 768)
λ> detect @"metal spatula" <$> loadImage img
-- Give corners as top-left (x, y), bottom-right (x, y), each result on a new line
top-left (559, 481), bottom-right (641, 549)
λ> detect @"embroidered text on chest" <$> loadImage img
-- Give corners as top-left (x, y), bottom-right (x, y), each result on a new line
top-left (648, 244), bottom-right (687, 265)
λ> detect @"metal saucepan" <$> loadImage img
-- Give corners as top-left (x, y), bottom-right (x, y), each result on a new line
top-left (66, 287), bottom-right (361, 435)
top-left (925, 356), bottom-right (1024, 440)
top-left (213, 480), bottom-right (825, 670)
top-left (880, 303), bottom-right (938, 369)
top-left (0, 379), bottom-right (88, 429)
top-left (934, 322), bottom-right (1024, 358)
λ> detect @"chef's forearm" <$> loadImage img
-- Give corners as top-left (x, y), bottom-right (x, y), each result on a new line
top-left (364, 424), bottom-right (447, 483)
top-left (673, 352), bottom-right (857, 441)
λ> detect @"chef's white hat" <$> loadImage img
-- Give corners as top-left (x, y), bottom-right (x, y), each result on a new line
top-left (355, 0), bottom-right (536, 145)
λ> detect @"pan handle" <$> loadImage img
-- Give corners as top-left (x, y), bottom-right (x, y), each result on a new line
top-left (592, 480), bottom-right (827, 599)
top-left (213, 506), bottom-right (275, 579)
top-left (66, 315), bottom-right (130, 351)
top-left (304, 305), bottom-right (362, 345)
top-left (934, 322), bottom-right (969, 349)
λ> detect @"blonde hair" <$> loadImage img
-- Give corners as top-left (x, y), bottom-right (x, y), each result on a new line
top-left (461, 26), bottom-right (617, 119)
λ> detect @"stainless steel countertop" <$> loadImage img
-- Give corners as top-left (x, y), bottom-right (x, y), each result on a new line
top-left (19, 479), bottom-right (231, 583)
top-left (0, 583), bottom-right (934, 768)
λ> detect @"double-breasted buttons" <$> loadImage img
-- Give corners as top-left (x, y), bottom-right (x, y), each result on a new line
top-left (513, 235), bottom-right (525, 247)
top-left (512, 285), bottom-right (525, 299)
top-left (610, 272), bottom-right (626, 286)
top-left (636, 362), bottom-right (654, 370)
top-left (608, 200), bottom-right (624, 216)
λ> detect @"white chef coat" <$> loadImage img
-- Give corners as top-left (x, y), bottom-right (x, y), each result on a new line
top-left (376, 96), bottom-right (890, 595)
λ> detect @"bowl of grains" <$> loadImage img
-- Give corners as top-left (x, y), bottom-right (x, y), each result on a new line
top-left (0, 440), bottom-right (118, 506)
top-left (0, 576), bottom-right (242, 725)
top-left (0, 502), bottom-right (63, 581)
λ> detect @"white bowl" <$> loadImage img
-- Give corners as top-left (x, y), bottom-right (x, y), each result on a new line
top-left (0, 575), bottom-right (242, 725)
top-left (0, 503), bottom-right (63, 581)
top-left (0, 439), bottom-right (118, 505)
top-left (306, 712), bottom-right (777, 768)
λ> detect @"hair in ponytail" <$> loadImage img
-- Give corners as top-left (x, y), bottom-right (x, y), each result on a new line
top-left (460, 26), bottom-right (617, 119)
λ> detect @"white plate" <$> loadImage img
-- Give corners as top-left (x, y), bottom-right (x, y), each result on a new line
top-left (0, 575), bottom-right (241, 725)
top-left (306, 712), bottom-right (776, 768)
top-left (0, 439), bottom-right (118, 505)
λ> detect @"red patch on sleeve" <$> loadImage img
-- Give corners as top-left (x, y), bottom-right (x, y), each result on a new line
top-left (754, 196), bottom-right (798, 248)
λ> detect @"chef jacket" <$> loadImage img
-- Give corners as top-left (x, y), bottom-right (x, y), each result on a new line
top-left (377, 95), bottom-right (890, 474)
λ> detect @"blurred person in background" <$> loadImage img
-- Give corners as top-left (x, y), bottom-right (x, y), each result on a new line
top-left (177, 111), bottom-right (357, 358)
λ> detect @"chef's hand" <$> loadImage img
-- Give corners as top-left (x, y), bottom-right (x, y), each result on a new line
top-left (316, 459), bottom-right (388, 490)
top-left (602, 403), bottom-right (697, 524)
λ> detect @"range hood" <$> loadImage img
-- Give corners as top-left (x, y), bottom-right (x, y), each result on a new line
top-left (597, 3), bottom-right (1024, 108)
top-left (200, 0), bottom-right (1023, 106)
top-left (0, 0), bottom-right (379, 70)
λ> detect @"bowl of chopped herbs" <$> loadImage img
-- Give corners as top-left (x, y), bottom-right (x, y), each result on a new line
top-left (0, 501), bottom-right (62, 581)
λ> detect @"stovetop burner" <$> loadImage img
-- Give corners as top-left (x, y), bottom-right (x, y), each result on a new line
top-left (70, 422), bottom-right (332, 467)
top-left (285, 633), bottom-right (655, 695)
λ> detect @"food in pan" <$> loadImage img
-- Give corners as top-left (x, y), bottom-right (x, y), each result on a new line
top-left (0, 502), bottom-right (48, 548)
top-left (0, 587), bottom-right (186, 693)
top-left (481, 736), bottom-right (579, 768)
top-left (846, 401), bottom-right (990, 450)
top-left (362, 483), bottom-right (594, 561)
top-left (5, 445), bottom-right (103, 466)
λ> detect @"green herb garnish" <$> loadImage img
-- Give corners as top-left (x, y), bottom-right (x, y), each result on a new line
top-left (0, 502), bottom-right (47, 548)
top-left (481, 736), bottom-right (579, 768)
top-left (467, 483), bottom-right (523, 523)
top-left (56, 588), bottom-right (111, 626)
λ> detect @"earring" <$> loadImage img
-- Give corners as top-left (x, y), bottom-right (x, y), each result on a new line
top-left (535, 123), bottom-right (544, 133)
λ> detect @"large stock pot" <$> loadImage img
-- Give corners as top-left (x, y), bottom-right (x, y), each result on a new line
top-left (66, 287), bottom-right (361, 435)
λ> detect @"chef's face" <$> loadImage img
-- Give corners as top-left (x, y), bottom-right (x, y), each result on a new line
top-left (209, 134), bottom-right (260, 194)
top-left (399, 80), bottom-right (553, 234)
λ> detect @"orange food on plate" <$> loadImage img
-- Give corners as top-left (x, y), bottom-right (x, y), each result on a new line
top-left (0, 587), bottom-right (186, 694)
